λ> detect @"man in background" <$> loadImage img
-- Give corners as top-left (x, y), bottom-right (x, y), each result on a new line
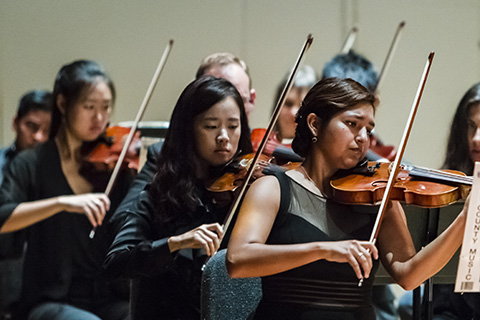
top-left (0, 90), bottom-right (52, 183)
top-left (0, 89), bottom-right (52, 319)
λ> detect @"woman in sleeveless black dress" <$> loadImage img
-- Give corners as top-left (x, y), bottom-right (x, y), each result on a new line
top-left (227, 77), bottom-right (470, 320)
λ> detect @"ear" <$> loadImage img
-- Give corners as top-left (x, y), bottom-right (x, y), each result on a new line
top-left (306, 113), bottom-right (319, 137)
top-left (12, 115), bottom-right (18, 132)
top-left (250, 88), bottom-right (256, 105)
top-left (56, 94), bottom-right (66, 115)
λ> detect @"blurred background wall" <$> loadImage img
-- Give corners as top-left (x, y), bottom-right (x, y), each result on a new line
top-left (1, 0), bottom-right (479, 169)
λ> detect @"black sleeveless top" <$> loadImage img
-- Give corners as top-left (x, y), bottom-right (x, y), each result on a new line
top-left (254, 170), bottom-right (379, 320)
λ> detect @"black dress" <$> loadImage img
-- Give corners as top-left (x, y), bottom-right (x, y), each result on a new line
top-left (253, 170), bottom-right (379, 320)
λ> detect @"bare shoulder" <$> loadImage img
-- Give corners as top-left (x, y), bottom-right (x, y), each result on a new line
top-left (239, 174), bottom-right (282, 218)
top-left (247, 174), bottom-right (281, 199)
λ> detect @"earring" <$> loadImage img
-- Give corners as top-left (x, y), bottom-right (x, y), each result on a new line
top-left (312, 136), bottom-right (317, 143)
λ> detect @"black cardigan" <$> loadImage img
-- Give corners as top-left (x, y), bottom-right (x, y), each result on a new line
top-left (0, 140), bottom-right (131, 315)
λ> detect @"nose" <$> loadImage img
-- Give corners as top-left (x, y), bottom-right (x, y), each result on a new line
top-left (33, 130), bottom-right (47, 143)
top-left (216, 128), bottom-right (230, 144)
top-left (291, 105), bottom-right (300, 118)
top-left (473, 127), bottom-right (480, 146)
top-left (94, 110), bottom-right (106, 123)
top-left (356, 128), bottom-right (369, 145)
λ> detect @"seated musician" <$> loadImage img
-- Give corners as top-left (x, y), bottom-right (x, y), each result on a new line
top-left (226, 77), bottom-right (469, 320)
top-left (0, 60), bottom-right (131, 320)
top-left (103, 76), bottom-right (253, 319)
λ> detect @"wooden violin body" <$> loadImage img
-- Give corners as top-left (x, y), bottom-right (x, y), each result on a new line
top-left (85, 126), bottom-right (141, 172)
top-left (331, 161), bottom-right (470, 208)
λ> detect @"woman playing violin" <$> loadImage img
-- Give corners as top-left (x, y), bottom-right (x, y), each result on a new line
top-left (0, 60), bottom-right (131, 320)
top-left (226, 77), bottom-right (469, 320)
top-left (103, 76), bottom-right (252, 319)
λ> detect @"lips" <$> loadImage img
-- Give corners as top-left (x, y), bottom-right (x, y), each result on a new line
top-left (471, 149), bottom-right (480, 161)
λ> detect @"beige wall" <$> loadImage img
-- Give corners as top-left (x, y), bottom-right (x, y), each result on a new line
top-left (1, 0), bottom-right (479, 169)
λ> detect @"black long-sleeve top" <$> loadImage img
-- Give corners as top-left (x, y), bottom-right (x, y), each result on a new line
top-left (0, 140), bottom-right (131, 314)
top-left (104, 179), bottom-right (229, 320)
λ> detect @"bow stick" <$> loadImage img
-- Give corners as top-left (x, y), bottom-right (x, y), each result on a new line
top-left (219, 34), bottom-right (313, 246)
top-left (359, 52), bottom-right (434, 286)
top-left (375, 21), bottom-right (406, 92)
top-left (340, 26), bottom-right (358, 54)
top-left (89, 39), bottom-right (174, 239)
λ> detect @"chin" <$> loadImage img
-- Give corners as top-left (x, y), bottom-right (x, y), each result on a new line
top-left (340, 159), bottom-right (361, 170)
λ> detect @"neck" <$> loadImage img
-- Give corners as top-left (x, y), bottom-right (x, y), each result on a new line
top-left (302, 152), bottom-right (337, 196)
top-left (55, 126), bottom-right (82, 161)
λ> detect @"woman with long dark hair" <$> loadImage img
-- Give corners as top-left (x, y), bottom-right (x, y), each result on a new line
top-left (104, 76), bottom-right (252, 319)
top-left (443, 82), bottom-right (480, 175)
top-left (227, 77), bottom-right (469, 320)
top-left (0, 60), bottom-right (130, 320)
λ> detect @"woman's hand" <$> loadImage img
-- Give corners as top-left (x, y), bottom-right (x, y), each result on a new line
top-left (322, 240), bottom-right (378, 280)
top-left (168, 223), bottom-right (224, 256)
top-left (57, 193), bottom-right (110, 228)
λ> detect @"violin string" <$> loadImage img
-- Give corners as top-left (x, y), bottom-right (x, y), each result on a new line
top-left (408, 165), bottom-right (472, 184)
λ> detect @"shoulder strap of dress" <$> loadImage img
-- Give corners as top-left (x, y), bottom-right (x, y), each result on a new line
top-left (267, 170), bottom-right (291, 216)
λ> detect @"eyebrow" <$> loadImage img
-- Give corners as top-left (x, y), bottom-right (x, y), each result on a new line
top-left (203, 117), bottom-right (240, 121)
top-left (84, 98), bottom-right (111, 103)
top-left (350, 114), bottom-right (375, 127)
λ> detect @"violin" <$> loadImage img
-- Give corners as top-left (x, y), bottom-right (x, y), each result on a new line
top-left (207, 153), bottom-right (300, 197)
top-left (330, 161), bottom-right (471, 208)
top-left (84, 125), bottom-right (141, 172)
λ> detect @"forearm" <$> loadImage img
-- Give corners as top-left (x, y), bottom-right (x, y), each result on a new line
top-left (0, 197), bottom-right (65, 233)
top-left (104, 236), bottom-right (174, 279)
top-left (226, 241), bottom-right (324, 278)
top-left (390, 211), bottom-right (466, 290)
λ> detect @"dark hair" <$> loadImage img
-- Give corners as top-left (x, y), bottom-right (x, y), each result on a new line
top-left (292, 77), bottom-right (376, 157)
top-left (16, 90), bottom-right (53, 120)
top-left (151, 76), bottom-right (252, 222)
top-left (273, 65), bottom-right (318, 111)
top-left (443, 82), bottom-right (480, 175)
top-left (322, 50), bottom-right (378, 92)
top-left (49, 60), bottom-right (115, 139)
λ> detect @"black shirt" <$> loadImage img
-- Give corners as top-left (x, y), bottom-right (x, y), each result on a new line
top-left (0, 140), bottom-right (131, 313)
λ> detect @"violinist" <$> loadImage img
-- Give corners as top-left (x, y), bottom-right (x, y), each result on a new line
top-left (0, 60), bottom-right (130, 320)
top-left (111, 52), bottom-right (256, 221)
top-left (398, 82), bottom-right (480, 320)
top-left (226, 77), bottom-right (469, 320)
top-left (103, 76), bottom-right (253, 319)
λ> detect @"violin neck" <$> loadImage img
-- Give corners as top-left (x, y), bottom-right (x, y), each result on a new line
top-left (405, 164), bottom-right (473, 186)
